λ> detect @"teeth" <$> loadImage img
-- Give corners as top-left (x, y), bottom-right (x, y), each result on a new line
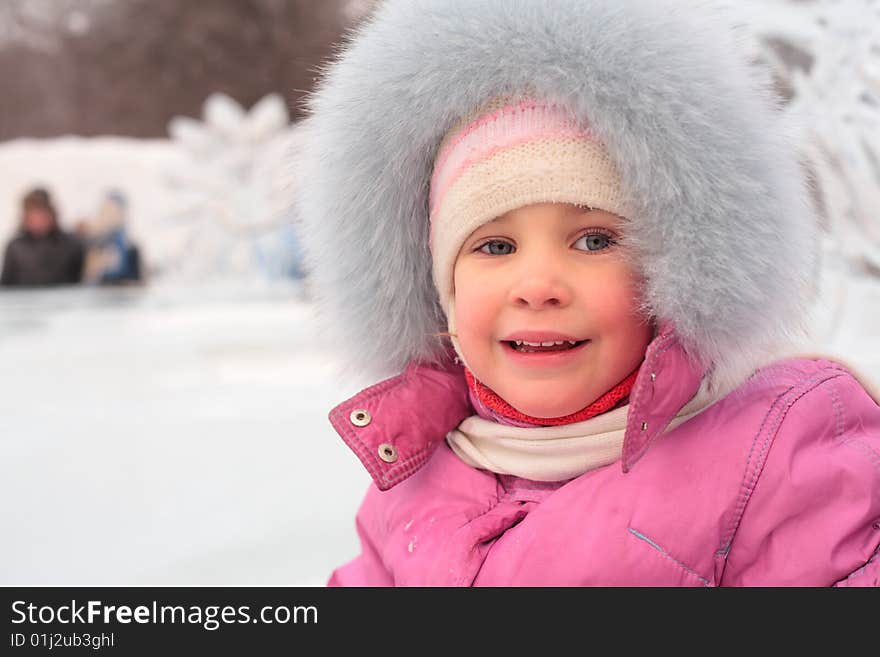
top-left (511, 339), bottom-right (579, 347)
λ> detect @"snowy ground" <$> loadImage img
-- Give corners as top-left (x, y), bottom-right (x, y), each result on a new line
top-left (0, 282), bottom-right (372, 586)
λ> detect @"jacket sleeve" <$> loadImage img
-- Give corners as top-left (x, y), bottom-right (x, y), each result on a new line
top-left (67, 238), bottom-right (85, 284)
top-left (1, 241), bottom-right (17, 285)
top-left (327, 490), bottom-right (394, 587)
top-left (720, 372), bottom-right (880, 586)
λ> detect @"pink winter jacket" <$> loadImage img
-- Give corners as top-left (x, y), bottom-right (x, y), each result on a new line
top-left (327, 329), bottom-right (880, 586)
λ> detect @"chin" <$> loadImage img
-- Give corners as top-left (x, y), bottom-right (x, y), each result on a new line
top-left (507, 395), bottom-right (586, 419)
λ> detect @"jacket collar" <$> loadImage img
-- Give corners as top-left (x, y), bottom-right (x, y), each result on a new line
top-left (329, 322), bottom-right (706, 490)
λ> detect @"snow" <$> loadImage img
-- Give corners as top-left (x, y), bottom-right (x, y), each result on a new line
top-left (0, 101), bottom-right (368, 585)
top-left (0, 282), bottom-right (372, 585)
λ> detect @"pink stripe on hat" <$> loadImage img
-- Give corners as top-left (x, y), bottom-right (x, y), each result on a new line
top-left (429, 100), bottom-right (595, 215)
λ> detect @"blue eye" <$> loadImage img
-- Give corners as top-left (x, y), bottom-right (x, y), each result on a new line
top-left (573, 232), bottom-right (615, 252)
top-left (479, 240), bottom-right (515, 255)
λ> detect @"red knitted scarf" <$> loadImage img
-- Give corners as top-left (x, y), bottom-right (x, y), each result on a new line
top-left (464, 366), bottom-right (639, 426)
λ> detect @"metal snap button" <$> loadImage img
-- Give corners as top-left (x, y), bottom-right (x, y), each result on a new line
top-left (650, 372), bottom-right (657, 381)
top-left (350, 409), bottom-right (371, 427)
top-left (378, 443), bottom-right (398, 463)
top-left (641, 421), bottom-right (648, 431)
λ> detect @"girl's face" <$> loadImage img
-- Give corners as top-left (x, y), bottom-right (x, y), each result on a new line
top-left (453, 202), bottom-right (653, 418)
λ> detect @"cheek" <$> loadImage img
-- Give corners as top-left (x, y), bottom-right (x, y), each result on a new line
top-left (453, 263), bottom-right (503, 365)
top-left (453, 281), bottom-right (498, 341)
top-left (588, 268), bottom-right (648, 332)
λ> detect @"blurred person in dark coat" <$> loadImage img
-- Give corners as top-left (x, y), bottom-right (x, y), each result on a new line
top-left (0, 188), bottom-right (84, 287)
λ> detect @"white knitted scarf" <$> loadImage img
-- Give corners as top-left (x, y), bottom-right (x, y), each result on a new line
top-left (446, 376), bottom-right (720, 482)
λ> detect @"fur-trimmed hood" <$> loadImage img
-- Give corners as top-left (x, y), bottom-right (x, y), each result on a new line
top-left (294, 0), bottom-right (817, 393)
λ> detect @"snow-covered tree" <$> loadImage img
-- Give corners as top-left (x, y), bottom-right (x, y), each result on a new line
top-left (727, 0), bottom-right (880, 278)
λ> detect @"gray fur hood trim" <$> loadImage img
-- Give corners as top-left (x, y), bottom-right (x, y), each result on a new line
top-left (294, 0), bottom-right (817, 392)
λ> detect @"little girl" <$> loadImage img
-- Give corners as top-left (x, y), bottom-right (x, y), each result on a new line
top-left (295, 0), bottom-right (880, 586)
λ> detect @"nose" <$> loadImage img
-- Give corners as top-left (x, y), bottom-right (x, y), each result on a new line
top-left (507, 254), bottom-right (573, 310)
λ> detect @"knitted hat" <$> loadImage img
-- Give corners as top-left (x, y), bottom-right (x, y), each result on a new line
top-left (22, 188), bottom-right (54, 214)
top-left (428, 97), bottom-right (624, 332)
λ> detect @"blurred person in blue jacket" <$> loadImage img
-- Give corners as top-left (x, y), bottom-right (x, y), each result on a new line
top-left (1, 187), bottom-right (84, 287)
top-left (78, 190), bottom-right (142, 285)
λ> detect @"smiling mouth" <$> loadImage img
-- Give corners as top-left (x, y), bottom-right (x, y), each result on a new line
top-left (503, 339), bottom-right (589, 353)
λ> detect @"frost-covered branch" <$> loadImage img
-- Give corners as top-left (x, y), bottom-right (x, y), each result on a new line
top-left (724, 0), bottom-right (880, 277)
